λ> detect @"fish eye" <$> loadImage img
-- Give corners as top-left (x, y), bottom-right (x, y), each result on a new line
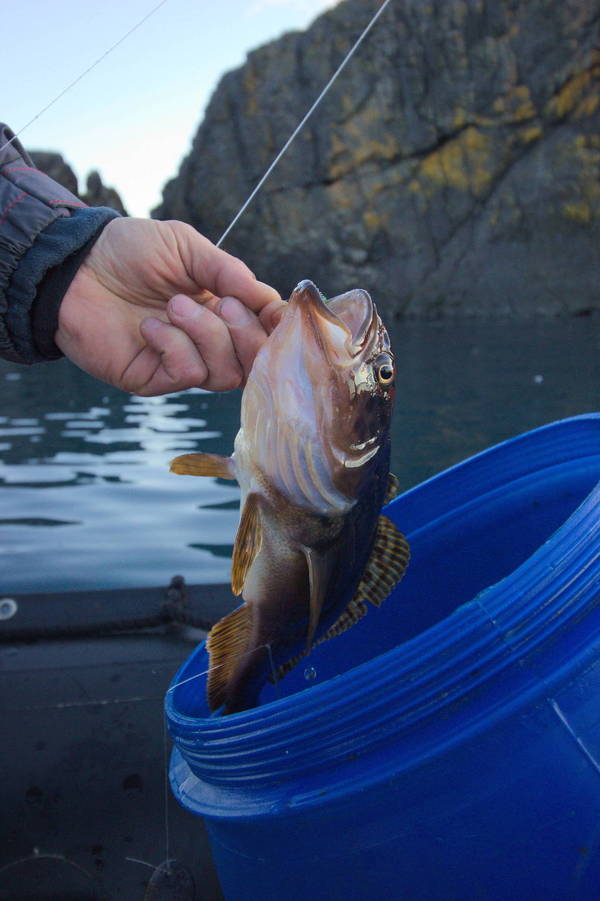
top-left (374, 354), bottom-right (395, 386)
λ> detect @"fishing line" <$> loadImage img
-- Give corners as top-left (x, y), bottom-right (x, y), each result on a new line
top-left (0, 0), bottom-right (170, 154)
top-left (216, 0), bottom-right (394, 247)
top-left (8, 642), bottom-right (278, 713)
top-left (125, 857), bottom-right (160, 871)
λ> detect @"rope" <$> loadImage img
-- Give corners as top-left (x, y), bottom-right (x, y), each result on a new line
top-left (0, 576), bottom-right (216, 642)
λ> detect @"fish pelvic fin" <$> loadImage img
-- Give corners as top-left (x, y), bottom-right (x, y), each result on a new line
top-left (384, 472), bottom-right (401, 505)
top-left (303, 547), bottom-right (335, 650)
top-left (170, 452), bottom-right (236, 479)
top-left (272, 598), bottom-right (368, 682)
top-left (272, 515), bottom-right (409, 683)
top-left (231, 493), bottom-right (263, 596)
top-left (206, 603), bottom-right (254, 711)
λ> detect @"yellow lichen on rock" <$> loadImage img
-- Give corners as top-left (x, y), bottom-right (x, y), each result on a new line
top-left (562, 201), bottom-right (592, 223)
top-left (328, 133), bottom-right (400, 180)
top-left (493, 84), bottom-right (536, 123)
top-left (453, 107), bottom-right (467, 129)
top-left (243, 65), bottom-right (259, 116)
top-left (326, 178), bottom-right (358, 211)
top-left (419, 126), bottom-right (493, 196)
top-left (546, 53), bottom-right (600, 119)
top-left (518, 125), bottom-right (543, 144)
top-left (363, 209), bottom-right (385, 230)
top-left (511, 85), bottom-right (537, 122)
top-left (559, 133), bottom-right (600, 224)
top-left (574, 92), bottom-right (599, 119)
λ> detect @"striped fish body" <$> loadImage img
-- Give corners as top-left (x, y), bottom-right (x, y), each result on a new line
top-left (171, 280), bottom-right (409, 713)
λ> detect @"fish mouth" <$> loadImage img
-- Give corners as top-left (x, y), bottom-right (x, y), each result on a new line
top-left (288, 279), bottom-right (376, 361)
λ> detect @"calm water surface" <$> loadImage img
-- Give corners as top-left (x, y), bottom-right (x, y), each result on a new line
top-left (0, 319), bottom-right (598, 593)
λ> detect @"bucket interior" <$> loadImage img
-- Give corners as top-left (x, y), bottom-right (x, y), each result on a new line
top-left (255, 457), bottom-right (599, 706)
top-left (171, 445), bottom-right (599, 718)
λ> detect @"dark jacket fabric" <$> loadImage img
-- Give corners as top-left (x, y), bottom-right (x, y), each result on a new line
top-left (0, 123), bottom-right (120, 364)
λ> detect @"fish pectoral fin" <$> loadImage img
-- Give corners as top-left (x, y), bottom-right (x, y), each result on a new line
top-left (358, 514), bottom-right (410, 608)
top-left (206, 604), bottom-right (253, 711)
top-left (303, 547), bottom-right (334, 650)
top-left (170, 452), bottom-right (236, 479)
top-left (384, 472), bottom-right (401, 505)
top-left (231, 493), bottom-right (263, 596)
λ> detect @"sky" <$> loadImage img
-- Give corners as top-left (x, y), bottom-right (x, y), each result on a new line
top-left (4, 0), bottom-right (337, 216)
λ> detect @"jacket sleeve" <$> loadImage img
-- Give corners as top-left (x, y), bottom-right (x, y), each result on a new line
top-left (0, 122), bottom-right (120, 364)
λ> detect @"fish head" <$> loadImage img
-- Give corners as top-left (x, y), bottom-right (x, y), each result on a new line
top-left (240, 279), bottom-right (395, 510)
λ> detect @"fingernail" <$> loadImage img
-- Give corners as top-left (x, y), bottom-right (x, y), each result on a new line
top-left (170, 295), bottom-right (201, 318)
top-left (220, 296), bottom-right (252, 325)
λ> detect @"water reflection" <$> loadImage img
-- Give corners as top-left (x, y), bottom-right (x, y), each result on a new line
top-left (0, 359), bottom-right (242, 592)
top-left (0, 319), bottom-right (598, 593)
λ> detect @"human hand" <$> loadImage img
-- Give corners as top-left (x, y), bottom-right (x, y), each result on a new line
top-left (55, 217), bottom-right (286, 395)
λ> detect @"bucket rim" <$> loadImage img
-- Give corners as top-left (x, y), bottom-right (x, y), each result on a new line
top-left (166, 414), bottom-right (600, 808)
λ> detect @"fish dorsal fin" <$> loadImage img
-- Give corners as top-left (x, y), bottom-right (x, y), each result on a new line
top-left (384, 472), bottom-right (401, 505)
top-left (231, 493), bottom-right (263, 596)
top-left (358, 514), bottom-right (410, 607)
top-left (206, 604), bottom-right (253, 711)
top-left (272, 515), bottom-right (409, 683)
top-left (170, 452), bottom-right (236, 479)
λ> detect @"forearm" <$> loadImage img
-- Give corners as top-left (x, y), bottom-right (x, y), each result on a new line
top-left (0, 123), bottom-right (120, 364)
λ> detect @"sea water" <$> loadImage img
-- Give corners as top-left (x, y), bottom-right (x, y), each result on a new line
top-left (0, 318), bottom-right (597, 594)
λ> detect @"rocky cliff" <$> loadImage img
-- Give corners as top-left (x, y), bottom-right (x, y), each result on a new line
top-left (29, 151), bottom-right (128, 215)
top-left (154, 0), bottom-right (599, 317)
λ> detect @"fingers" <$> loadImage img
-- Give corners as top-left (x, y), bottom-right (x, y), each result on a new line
top-left (258, 298), bottom-right (288, 333)
top-left (134, 319), bottom-right (209, 395)
top-left (218, 296), bottom-right (271, 380)
top-left (135, 302), bottom-right (243, 395)
top-left (165, 297), bottom-right (246, 391)
top-left (170, 221), bottom-right (281, 313)
top-left (168, 294), bottom-right (278, 386)
top-left (133, 291), bottom-right (288, 396)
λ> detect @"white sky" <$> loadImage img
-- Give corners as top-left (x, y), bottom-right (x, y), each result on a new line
top-left (4, 0), bottom-right (337, 216)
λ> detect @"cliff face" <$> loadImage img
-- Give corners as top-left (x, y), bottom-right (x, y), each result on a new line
top-left (154, 0), bottom-right (600, 317)
top-left (29, 152), bottom-right (128, 215)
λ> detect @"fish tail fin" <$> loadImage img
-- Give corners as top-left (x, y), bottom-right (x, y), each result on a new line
top-left (206, 604), bottom-right (254, 711)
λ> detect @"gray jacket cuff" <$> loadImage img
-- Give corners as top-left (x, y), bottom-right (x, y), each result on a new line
top-left (0, 122), bottom-right (119, 363)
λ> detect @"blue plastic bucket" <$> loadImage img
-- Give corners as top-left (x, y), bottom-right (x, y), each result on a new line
top-left (166, 414), bottom-right (600, 901)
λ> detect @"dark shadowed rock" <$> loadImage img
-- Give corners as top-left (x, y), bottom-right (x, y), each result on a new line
top-left (153, 0), bottom-right (600, 317)
top-left (81, 171), bottom-right (128, 215)
top-left (29, 152), bottom-right (128, 216)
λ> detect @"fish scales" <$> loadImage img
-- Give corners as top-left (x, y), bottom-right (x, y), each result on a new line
top-left (171, 279), bottom-right (409, 714)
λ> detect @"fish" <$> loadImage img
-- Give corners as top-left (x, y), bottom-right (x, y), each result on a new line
top-left (170, 279), bottom-right (409, 714)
